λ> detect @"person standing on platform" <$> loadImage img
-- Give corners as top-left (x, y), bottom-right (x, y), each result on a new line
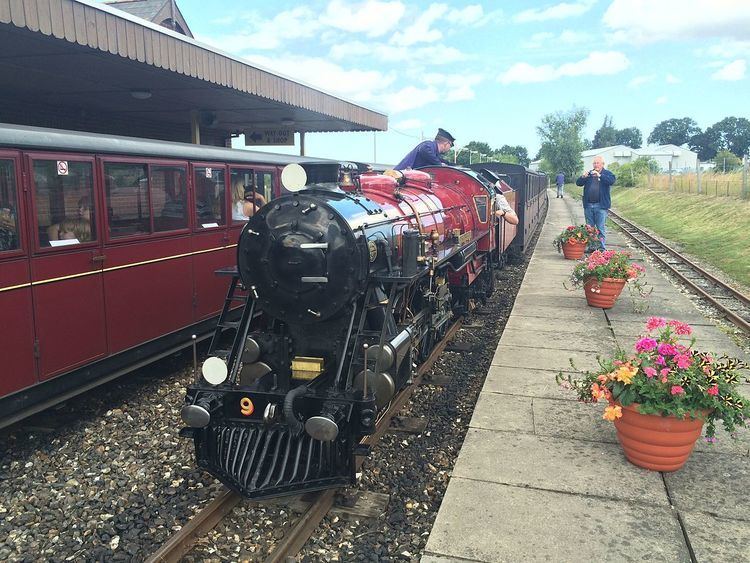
top-left (576, 155), bottom-right (616, 251)
top-left (394, 128), bottom-right (455, 170)
top-left (555, 171), bottom-right (565, 198)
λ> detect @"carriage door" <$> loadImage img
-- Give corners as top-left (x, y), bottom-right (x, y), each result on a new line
top-left (27, 155), bottom-right (107, 381)
top-left (0, 152), bottom-right (37, 396)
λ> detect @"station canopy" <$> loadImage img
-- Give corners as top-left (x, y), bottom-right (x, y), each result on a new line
top-left (0, 0), bottom-right (388, 145)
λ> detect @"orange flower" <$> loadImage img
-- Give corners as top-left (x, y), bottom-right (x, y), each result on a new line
top-left (614, 363), bottom-right (637, 384)
top-left (603, 405), bottom-right (623, 421)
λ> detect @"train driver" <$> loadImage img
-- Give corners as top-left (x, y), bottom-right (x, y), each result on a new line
top-left (394, 128), bottom-right (456, 170)
top-left (494, 186), bottom-right (519, 225)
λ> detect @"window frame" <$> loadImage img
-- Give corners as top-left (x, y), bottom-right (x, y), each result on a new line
top-left (99, 156), bottom-right (191, 244)
top-left (190, 162), bottom-right (228, 233)
top-left (0, 150), bottom-right (26, 259)
top-left (26, 151), bottom-right (100, 255)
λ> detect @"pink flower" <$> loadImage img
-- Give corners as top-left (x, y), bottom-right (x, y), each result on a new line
top-left (707, 385), bottom-right (719, 396)
top-left (655, 355), bottom-right (666, 366)
top-left (646, 317), bottom-right (667, 331)
top-left (668, 320), bottom-right (692, 335)
top-left (635, 338), bottom-right (658, 353)
top-left (644, 367), bottom-right (657, 378)
top-left (674, 354), bottom-right (693, 369)
top-left (670, 385), bottom-right (685, 395)
top-left (658, 343), bottom-right (677, 356)
top-left (660, 368), bottom-right (671, 377)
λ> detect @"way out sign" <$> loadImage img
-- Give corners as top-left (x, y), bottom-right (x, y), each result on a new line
top-left (244, 129), bottom-right (294, 146)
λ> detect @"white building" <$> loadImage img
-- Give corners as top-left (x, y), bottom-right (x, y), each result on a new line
top-left (582, 145), bottom-right (698, 173)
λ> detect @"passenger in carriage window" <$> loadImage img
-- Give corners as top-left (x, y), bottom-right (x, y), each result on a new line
top-left (0, 206), bottom-right (18, 251)
top-left (493, 186), bottom-right (519, 225)
top-left (47, 196), bottom-right (93, 243)
top-left (231, 178), bottom-right (266, 221)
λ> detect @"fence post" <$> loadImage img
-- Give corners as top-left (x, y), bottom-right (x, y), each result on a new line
top-left (696, 160), bottom-right (702, 194)
top-left (742, 155), bottom-right (749, 200)
top-left (668, 161), bottom-right (673, 191)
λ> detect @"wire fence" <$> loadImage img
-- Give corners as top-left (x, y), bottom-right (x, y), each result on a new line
top-left (644, 169), bottom-right (749, 199)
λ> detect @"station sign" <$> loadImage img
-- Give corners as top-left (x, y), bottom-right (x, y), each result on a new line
top-left (244, 129), bottom-right (294, 146)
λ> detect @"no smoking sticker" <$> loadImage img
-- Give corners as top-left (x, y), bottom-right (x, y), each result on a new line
top-left (57, 161), bottom-right (69, 176)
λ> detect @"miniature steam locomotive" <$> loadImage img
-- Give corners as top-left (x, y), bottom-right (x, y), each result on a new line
top-left (180, 162), bottom-right (543, 499)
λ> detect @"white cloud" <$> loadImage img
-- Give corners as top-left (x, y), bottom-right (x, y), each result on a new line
top-left (391, 3), bottom-right (448, 46)
top-left (559, 30), bottom-right (585, 44)
top-left (655, 96), bottom-right (668, 104)
top-left (422, 72), bottom-right (483, 102)
top-left (628, 74), bottom-right (655, 88)
top-left (446, 5), bottom-right (485, 26)
top-left (514, 1), bottom-right (596, 23)
top-left (604, 0), bottom-right (750, 45)
top-left (703, 40), bottom-right (750, 59)
top-left (380, 85), bottom-right (441, 113)
top-left (498, 51), bottom-right (630, 84)
top-left (392, 118), bottom-right (424, 130)
top-left (711, 59), bottom-right (747, 80)
top-left (665, 73), bottom-right (681, 84)
top-left (323, 1), bottom-right (406, 37)
top-left (329, 41), bottom-right (467, 64)
top-left (522, 32), bottom-right (554, 49)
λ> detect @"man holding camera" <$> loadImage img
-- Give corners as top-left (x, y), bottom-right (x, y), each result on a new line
top-left (576, 155), bottom-right (616, 251)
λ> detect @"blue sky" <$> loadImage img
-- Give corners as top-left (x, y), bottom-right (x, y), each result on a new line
top-left (174, 0), bottom-right (750, 164)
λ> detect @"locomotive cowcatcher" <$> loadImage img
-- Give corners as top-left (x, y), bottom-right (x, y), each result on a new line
top-left (180, 162), bottom-right (519, 499)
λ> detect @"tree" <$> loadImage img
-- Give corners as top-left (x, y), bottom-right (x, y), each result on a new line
top-left (536, 107), bottom-right (589, 179)
top-left (713, 149), bottom-right (742, 172)
top-left (608, 157), bottom-right (659, 187)
top-left (497, 144), bottom-right (529, 166)
top-left (447, 140), bottom-right (493, 165)
top-left (615, 127), bottom-right (642, 148)
top-left (688, 129), bottom-right (721, 161)
top-left (647, 118), bottom-right (701, 146)
top-left (592, 116), bottom-right (616, 149)
top-left (708, 117), bottom-right (750, 157)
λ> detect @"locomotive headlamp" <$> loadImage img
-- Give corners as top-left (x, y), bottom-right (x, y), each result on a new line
top-left (202, 356), bottom-right (228, 385)
top-left (340, 170), bottom-right (354, 187)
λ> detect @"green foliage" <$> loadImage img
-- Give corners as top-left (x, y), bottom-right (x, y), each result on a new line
top-left (446, 141), bottom-right (527, 166)
top-left (498, 144), bottom-right (530, 166)
top-left (567, 250), bottom-right (646, 287)
top-left (688, 129), bottom-right (721, 160)
top-left (647, 117), bottom-right (701, 146)
top-left (537, 106), bottom-right (588, 179)
top-left (615, 127), bottom-right (642, 148)
top-left (608, 157), bottom-right (659, 187)
top-left (713, 150), bottom-right (742, 172)
top-left (552, 224), bottom-right (598, 253)
top-left (592, 116), bottom-right (616, 148)
top-left (557, 319), bottom-right (750, 439)
top-left (707, 117), bottom-right (750, 157)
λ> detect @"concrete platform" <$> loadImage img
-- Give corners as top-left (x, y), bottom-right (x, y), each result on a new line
top-left (423, 189), bottom-right (750, 563)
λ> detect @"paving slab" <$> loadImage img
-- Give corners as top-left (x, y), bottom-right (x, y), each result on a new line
top-left (483, 366), bottom-right (578, 399)
top-left (507, 304), bottom-right (604, 322)
top-left (531, 397), bottom-right (619, 443)
top-left (681, 510), bottom-right (750, 563)
top-left (453, 428), bottom-right (668, 506)
top-left (490, 343), bottom-right (605, 373)
top-left (498, 328), bottom-right (612, 352)
top-left (664, 451), bottom-right (750, 520)
top-left (469, 393), bottom-right (534, 434)
top-left (423, 479), bottom-right (690, 563)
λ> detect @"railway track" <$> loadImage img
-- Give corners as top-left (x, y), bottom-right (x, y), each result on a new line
top-left (146, 319), bottom-right (463, 563)
top-left (609, 209), bottom-right (750, 334)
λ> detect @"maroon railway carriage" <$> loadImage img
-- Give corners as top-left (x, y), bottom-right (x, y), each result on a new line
top-left (180, 163), bottom-right (527, 499)
top-left (0, 124), bottom-right (332, 428)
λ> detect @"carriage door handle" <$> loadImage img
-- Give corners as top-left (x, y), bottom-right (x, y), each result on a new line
top-left (92, 255), bottom-right (107, 264)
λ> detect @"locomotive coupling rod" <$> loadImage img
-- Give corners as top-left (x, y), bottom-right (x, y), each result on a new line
top-left (362, 344), bottom-right (369, 398)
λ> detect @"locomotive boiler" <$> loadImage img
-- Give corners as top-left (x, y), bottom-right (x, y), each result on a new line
top-left (180, 162), bottom-right (515, 499)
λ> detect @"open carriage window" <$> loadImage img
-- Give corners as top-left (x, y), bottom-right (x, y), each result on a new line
top-left (152, 165), bottom-right (187, 232)
top-left (33, 160), bottom-right (95, 247)
top-left (104, 163), bottom-right (150, 239)
top-left (0, 160), bottom-right (19, 252)
top-left (194, 167), bottom-right (226, 229)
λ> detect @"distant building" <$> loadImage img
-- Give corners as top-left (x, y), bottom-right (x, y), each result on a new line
top-left (104, 0), bottom-right (193, 37)
top-left (582, 145), bottom-right (698, 173)
top-left (528, 159), bottom-right (542, 172)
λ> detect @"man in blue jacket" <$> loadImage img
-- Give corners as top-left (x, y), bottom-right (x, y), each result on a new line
top-left (576, 155), bottom-right (616, 251)
top-left (395, 128), bottom-right (455, 170)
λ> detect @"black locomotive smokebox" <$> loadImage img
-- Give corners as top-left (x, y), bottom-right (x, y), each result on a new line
top-left (237, 192), bottom-right (367, 324)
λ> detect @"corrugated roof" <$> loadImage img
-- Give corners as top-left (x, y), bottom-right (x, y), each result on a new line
top-left (0, 0), bottom-right (387, 136)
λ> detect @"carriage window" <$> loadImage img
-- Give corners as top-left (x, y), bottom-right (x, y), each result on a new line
top-left (255, 172), bottom-right (274, 204)
top-left (474, 195), bottom-right (488, 223)
top-left (104, 163), bottom-right (150, 238)
top-left (230, 168), bottom-right (265, 223)
top-left (0, 160), bottom-right (20, 252)
top-left (152, 166), bottom-right (187, 232)
top-left (194, 167), bottom-right (226, 228)
top-left (33, 160), bottom-right (95, 247)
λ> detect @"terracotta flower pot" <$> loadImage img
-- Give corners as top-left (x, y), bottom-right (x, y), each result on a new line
top-left (583, 277), bottom-right (626, 309)
top-left (561, 238), bottom-right (586, 259)
top-left (614, 404), bottom-right (707, 472)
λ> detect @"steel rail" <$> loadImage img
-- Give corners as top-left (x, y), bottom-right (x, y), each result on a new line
top-left (609, 210), bottom-right (750, 334)
top-left (147, 318), bottom-right (463, 563)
